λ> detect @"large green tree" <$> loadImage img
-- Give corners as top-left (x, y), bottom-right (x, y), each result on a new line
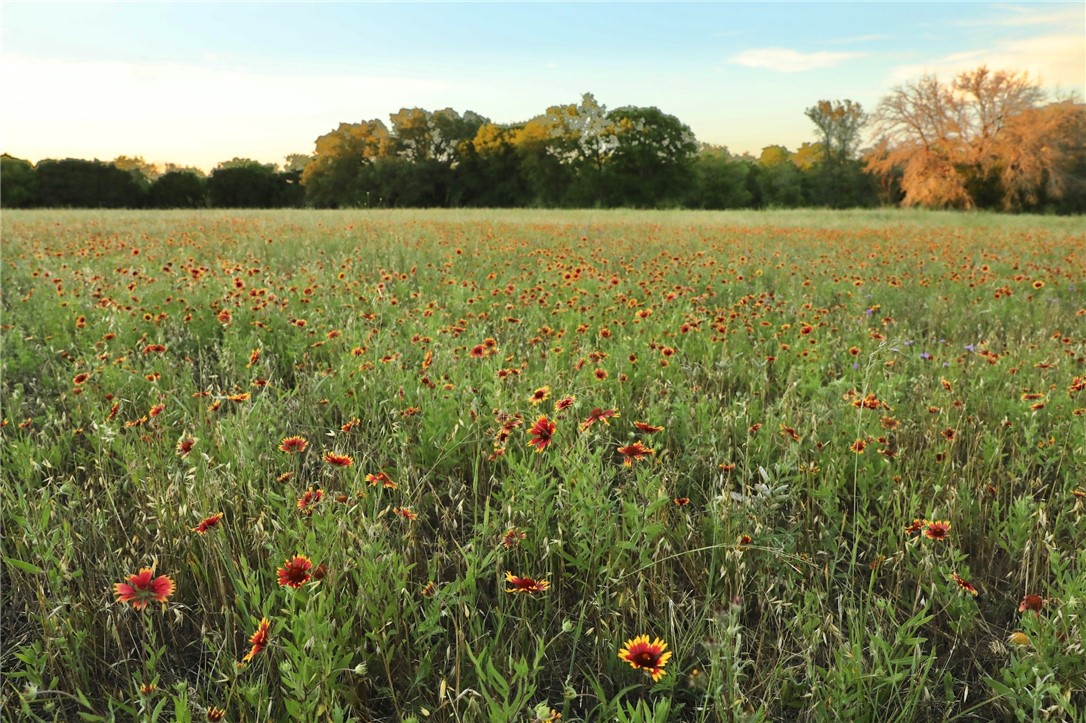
top-left (598, 106), bottom-right (699, 207)
top-left (1, 154), bottom-right (39, 207)
top-left (149, 170), bottom-right (207, 208)
top-left (208, 160), bottom-right (284, 208)
top-left (686, 145), bottom-right (753, 209)
top-left (302, 120), bottom-right (392, 207)
top-left (802, 100), bottom-right (876, 207)
top-left (454, 123), bottom-right (528, 206)
top-left (34, 158), bottom-right (146, 207)
top-left (805, 100), bottom-right (866, 165)
top-left (754, 146), bottom-right (805, 207)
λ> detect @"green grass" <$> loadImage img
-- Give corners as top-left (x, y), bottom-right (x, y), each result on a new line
top-left (2, 209), bottom-right (1084, 722)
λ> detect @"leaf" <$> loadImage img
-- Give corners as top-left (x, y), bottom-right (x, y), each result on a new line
top-left (4, 557), bottom-right (45, 575)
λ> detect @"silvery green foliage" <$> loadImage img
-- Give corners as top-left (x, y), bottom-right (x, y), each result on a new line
top-left (725, 466), bottom-right (791, 512)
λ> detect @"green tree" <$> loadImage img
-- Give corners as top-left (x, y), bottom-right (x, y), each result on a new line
top-left (755, 146), bottom-right (805, 206)
top-left (804, 100), bottom-right (866, 166)
top-left (385, 108), bottom-right (489, 205)
top-left (112, 155), bottom-right (162, 183)
top-left (1, 154), bottom-right (39, 207)
top-left (163, 163), bottom-right (207, 177)
top-left (301, 120), bottom-right (392, 207)
top-left (283, 154), bottom-right (312, 173)
top-left (686, 145), bottom-right (753, 209)
top-left (149, 170), bottom-right (207, 208)
top-left (208, 162), bottom-right (282, 207)
top-left (456, 123), bottom-right (528, 206)
top-left (428, 109), bottom-right (488, 163)
top-left (217, 157), bottom-right (277, 171)
top-left (34, 158), bottom-right (146, 207)
top-left (599, 105), bottom-right (699, 207)
top-left (791, 142), bottom-right (824, 171)
top-left (509, 94), bottom-right (610, 205)
top-left (509, 117), bottom-right (574, 206)
top-left (803, 100), bottom-right (874, 207)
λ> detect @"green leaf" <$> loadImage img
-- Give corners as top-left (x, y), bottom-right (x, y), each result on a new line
top-left (4, 557), bottom-right (45, 574)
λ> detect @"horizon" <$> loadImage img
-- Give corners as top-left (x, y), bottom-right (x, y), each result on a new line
top-left (2, 1), bottom-right (1083, 173)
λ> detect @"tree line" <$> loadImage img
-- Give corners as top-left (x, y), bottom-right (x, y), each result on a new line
top-left (0, 156), bottom-right (308, 210)
top-left (3, 66), bottom-right (1082, 213)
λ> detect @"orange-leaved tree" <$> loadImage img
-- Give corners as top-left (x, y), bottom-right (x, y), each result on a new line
top-left (866, 66), bottom-right (1084, 211)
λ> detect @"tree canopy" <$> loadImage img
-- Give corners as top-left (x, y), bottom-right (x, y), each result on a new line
top-left (866, 66), bottom-right (1084, 211)
top-left (4, 69), bottom-right (1082, 212)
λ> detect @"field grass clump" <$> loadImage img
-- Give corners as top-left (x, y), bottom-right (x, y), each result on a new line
top-left (2, 209), bottom-right (1084, 721)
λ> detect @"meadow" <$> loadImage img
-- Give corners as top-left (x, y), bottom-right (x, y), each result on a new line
top-left (1, 208), bottom-right (1083, 722)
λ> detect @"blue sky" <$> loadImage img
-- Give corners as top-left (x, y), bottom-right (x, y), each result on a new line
top-left (3, 2), bottom-right (1082, 171)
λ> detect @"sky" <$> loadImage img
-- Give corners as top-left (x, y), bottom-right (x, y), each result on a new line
top-left (2, 2), bottom-right (1083, 172)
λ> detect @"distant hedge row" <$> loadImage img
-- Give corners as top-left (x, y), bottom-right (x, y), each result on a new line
top-left (1, 151), bottom-right (884, 211)
top-left (1, 157), bottom-right (304, 209)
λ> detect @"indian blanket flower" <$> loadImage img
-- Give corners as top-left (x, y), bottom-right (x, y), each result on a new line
top-left (279, 436), bottom-right (308, 454)
top-left (504, 572), bottom-right (550, 594)
top-left (366, 471), bottom-right (397, 489)
top-left (618, 635), bottom-right (672, 682)
top-left (277, 555), bottom-right (313, 588)
top-left (501, 528), bottom-right (527, 549)
top-left (323, 451), bottom-right (354, 468)
top-left (923, 520), bottom-right (951, 541)
top-left (952, 573), bottom-right (978, 596)
top-left (554, 395), bottom-right (576, 412)
top-left (529, 386), bottom-right (550, 405)
top-left (527, 415), bottom-right (556, 453)
top-left (192, 512), bottom-right (224, 535)
top-left (296, 488), bottom-right (323, 514)
top-left (633, 421), bottom-right (665, 433)
top-left (207, 707), bottom-right (226, 722)
top-left (1018, 594), bottom-right (1044, 615)
top-left (241, 617), bottom-right (271, 664)
top-left (176, 436), bottom-right (197, 457)
top-left (114, 568), bottom-right (175, 610)
top-left (394, 506), bottom-right (418, 520)
top-left (616, 441), bottom-right (655, 466)
top-left (580, 407), bottom-right (619, 430)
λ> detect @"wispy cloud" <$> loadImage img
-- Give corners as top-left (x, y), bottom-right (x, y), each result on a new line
top-left (889, 32), bottom-right (1084, 91)
top-left (730, 47), bottom-right (865, 73)
top-left (959, 4), bottom-right (1083, 27)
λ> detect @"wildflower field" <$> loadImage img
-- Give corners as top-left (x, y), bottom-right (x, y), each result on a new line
top-left (2, 208), bottom-right (1084, 722)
